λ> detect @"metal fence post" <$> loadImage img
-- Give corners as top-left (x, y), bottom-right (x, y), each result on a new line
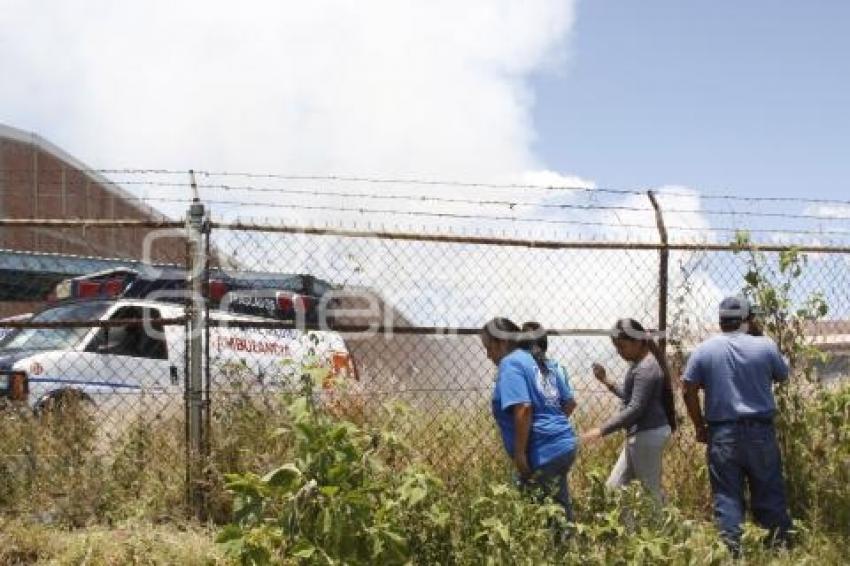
top-left (647, 191), bottom-right (669, 350)
top-left (185, 175), bottom-right (207, 519)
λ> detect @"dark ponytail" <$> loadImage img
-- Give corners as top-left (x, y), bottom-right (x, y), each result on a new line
top-left (520, 321), bottom-right (549, 376)
top-left (613, 318), bottom-right (678, 432)
top-left (647, 338), bottom-right (678, 432)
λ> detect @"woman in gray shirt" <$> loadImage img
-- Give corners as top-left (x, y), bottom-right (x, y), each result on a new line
top-left (581, 318), bottom-right (677, 501)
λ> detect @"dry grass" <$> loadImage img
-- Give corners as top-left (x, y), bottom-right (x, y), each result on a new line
top-left (0, 382), bottom-right (848, 564)
top-left (0, 517), bottom-right (223, 565)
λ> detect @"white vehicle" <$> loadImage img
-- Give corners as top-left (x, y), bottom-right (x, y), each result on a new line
top-left (0, 273), bottom-right (357, 412)
top-left (0, 312), bottom-right (31, 343)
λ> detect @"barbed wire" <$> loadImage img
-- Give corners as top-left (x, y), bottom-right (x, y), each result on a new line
top-left (0, 168), bottom-right (619, 195)
top-left (183, 183), bottom-right (850, 220)
top-left (195, 185), bottom-right (848, 221)
top-left (2, 169), bottom-right (850, 242)
top-left (3, 177), bottom-right (850, 222)
top-left (193, 200), bottom-right (850, 232)
top-left (200, 183), bottom-right (651, 212)
top-left (0, 177), bottom-right (192, 189)
top-left (1, 197), bottom-right (849, 237)
top-left (204, 201), bottom-right (661, 230)
top-left (660, 190), bottom-right (850, 206)
top-left (3, 167), bottom-right (850, 207)
top-left (0, 190), bottom-right (190, 205)
top-left (0, 181), bottom-right (650, 213)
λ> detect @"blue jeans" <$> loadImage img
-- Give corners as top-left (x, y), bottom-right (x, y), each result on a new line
top-left (518, 449), bottom-right (577, 522)
top-left (707, 420), bottom-right (792, 553)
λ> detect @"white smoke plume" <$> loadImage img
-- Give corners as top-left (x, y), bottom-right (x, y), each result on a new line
top-left (1, 1), bottom-right (727, 341)
top-left (0, 0), bottom-right (575, 181)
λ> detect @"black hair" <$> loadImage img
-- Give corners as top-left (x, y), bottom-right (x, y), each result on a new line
top-left (481, 317), bottom-right (522, 349)
top-left (611, 318), bottom-right (678, 432)
top-left (520, 321), bottom-right (549, 376)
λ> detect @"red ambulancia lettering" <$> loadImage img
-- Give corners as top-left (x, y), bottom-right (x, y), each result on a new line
top-left (216, 335), bottom-right (288, 357)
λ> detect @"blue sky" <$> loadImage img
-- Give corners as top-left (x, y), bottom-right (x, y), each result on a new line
top-left (531, 1), bottom-right (850, 199)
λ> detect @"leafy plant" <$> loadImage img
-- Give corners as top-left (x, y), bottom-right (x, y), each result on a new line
top-left (217, 382), bottom-right (572, 565)
top-left (732, 231), bottom-right (845, 530)
top-left (219, 391), bottom-right (411, 564)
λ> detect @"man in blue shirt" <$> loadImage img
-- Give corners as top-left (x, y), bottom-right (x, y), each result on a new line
top-left (683, 296), bottom-right (792, 555)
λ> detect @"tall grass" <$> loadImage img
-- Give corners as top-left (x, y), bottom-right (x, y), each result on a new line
top-left (0, 517), bottom-right (223, 565)
top-left (0, 398), bottom-right (186, 525)
top-left (215, 385), bottom-right (850, 564)
top-left (775, 383), bottom-right (850, 533)
top-left (2, 379), bottom-right (848, 563)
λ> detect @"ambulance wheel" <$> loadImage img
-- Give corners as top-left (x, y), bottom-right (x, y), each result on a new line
top-left (35, 389), bottom-right (100, 454)
top-left (34, 389), bottom-right (95, 418)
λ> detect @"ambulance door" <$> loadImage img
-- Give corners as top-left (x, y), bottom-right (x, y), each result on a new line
top-left (85, 306), bottom-right (171, 415)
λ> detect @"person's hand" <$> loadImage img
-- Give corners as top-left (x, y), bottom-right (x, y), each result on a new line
top-left (581, 427), bottom-right (603, 444)
top-left (592, 363), bottom-right (608, 385)
top-left (695, 424), bottom-right (708, 444)
top-left (513, 454), bottom-right (532, 479)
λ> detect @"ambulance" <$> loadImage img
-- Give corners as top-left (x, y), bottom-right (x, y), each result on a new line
top-left (0, 268), bottom-right (357, 412)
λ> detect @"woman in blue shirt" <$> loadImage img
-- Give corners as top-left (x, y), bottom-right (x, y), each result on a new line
top-left (482, 318), bottom-right (579, 520)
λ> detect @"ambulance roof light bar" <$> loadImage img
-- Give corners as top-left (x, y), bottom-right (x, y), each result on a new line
top-left (50, 267), bottom-right (142, 300)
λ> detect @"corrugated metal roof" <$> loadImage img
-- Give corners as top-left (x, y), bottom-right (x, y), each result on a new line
top-left (0, 123), bottom-right (169, 222)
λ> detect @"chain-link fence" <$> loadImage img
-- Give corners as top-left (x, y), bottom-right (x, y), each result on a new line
top-left (1, 204), bottom-right (849, 520)
top-left (0, 220), bottom-right (190, 521)
top-left (202, 218), bottom-right (850, 514)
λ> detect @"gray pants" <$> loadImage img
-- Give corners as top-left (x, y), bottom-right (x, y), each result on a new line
top-left (606, 424), bottom-right (671, 501)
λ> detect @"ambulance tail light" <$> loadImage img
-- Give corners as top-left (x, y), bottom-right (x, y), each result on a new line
top-left (102, 278), bottom-right (124, 297)
top-left (208, 280), bottom-right (229, 302)
top-left (276, 292), bottom-right (314, 312)
top-left (276, 292), bottom-right (295, 311)
top-left (77, 280), bottom-right (101, 298)
top-left (65, 276), bottom-right (128, 300)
